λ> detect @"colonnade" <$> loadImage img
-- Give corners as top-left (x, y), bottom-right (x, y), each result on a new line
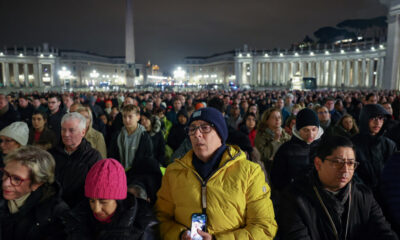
top-left (236, 49), bottom-right (386, 89)
top-left (0, 59), bottom-right (55, 88)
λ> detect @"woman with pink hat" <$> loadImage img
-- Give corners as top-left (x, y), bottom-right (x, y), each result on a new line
top-left (64, 158), bottom-right (159, 240)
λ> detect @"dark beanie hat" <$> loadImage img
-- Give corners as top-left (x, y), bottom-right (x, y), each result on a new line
top-left (188, 107), bottom-right (228, 144)
top-left (296, 108), bottom-right (320, 130)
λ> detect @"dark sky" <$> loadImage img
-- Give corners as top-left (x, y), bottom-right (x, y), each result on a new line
top-left (0, 0), bottom-right (388, 73)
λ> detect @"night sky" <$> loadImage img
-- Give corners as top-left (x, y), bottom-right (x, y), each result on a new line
top-left (0, 0), bottom-right (388, 73)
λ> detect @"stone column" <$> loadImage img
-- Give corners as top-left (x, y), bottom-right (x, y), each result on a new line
top-left (329, 60), bottom-right (336, 87)
top-left (33, 63), bottom-right (40, 87)
top-left (368, 59), bottom-right (375, 87)
top-left (345, 60), bottom-right (351, 87)
top-left (235, 60), bottom-right (241, 86)
top-left (337, 60), bottom-right (343, 87)
top-left (284, 62), bottom-right (289, 84)
top-left (353, 60), bottom-right (359, 87)
top-left (307, 62), bottom-right (312, 77)
top-left (262, 62), bottom-right (266, 86)
top-left (23, 64), bottom-right (29, 87)
top-left (381, 0), bottom-right (400, 89)
top-left (277, 62), bottom-right (282, 85)
top-left (378, 57), bottom-right (385, 88)
top-left (2, 62), bottom-right (8, 87)
top-left (269, 62), bottom-right (273, 85)
top-left (361, 59), bottom-right (367, 87)
top-left (322, 61), bottom-right (328, 87)
top-left (13, 63), bottom-right (20, 88)
top-left (316, 61), bottom-right (321, 86)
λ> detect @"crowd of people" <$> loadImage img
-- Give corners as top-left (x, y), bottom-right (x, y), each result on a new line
top-left (0, 88), bottom-right (399, 239)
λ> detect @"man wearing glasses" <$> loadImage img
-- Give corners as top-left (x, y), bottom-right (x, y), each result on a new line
top-left (156, 107), bottom-right (277, 240)
top-left (277, 135), bottom-right (397, 240)
top-left (351, 104), bottom-right (396, 194)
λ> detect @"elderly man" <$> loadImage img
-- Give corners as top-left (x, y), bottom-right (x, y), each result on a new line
top-left (49, 112), bottom-right (101, 207)
top-left (0, 146), bottom-right (69, 239)
top-left (277, 136), bottom-right (398, 240)
top-left (156, 107), bottom-right (277, 240)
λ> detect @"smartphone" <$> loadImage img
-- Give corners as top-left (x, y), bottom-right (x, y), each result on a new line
top-left (190, 213), bottom-right (207, 240)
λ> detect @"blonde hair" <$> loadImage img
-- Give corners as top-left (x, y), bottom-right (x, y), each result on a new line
top-left (4, 146), bottom-right (55, 184)
top-left (257, 107), bottom-right (281, 132)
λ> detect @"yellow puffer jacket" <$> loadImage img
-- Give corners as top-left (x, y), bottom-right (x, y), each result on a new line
top-left (156, 144), bottom-right (277, 240)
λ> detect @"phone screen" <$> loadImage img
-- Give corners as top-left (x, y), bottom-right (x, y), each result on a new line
top-left (190, 213), bottom-right (207, 240)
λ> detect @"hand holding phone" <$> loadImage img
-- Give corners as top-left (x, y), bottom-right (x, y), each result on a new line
top-left (190, 213), bottom-right (207, 240)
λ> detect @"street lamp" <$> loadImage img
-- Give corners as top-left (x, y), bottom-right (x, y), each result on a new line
top-left (58, 66), bottom-right (72, 88)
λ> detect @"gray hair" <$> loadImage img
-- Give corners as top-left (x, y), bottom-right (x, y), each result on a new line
top-left (61, 112), bottom-right (86, 131)
top-left (4, 146), bottom-right (56, 184)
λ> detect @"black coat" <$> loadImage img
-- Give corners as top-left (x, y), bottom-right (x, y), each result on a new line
top-left (18, 103), bottom-right (35, 127)
top-left (50, 139), bottom-right (102, 208)
top-left (352, 104), bottom-right (397, 192)
top-left (150, 131), bottom-right (166, 167)
top-left (277, 171), bottom-right (398, 240)
top-left (28, 127), bottom-right (58, 149)
top-left (108, 130), bottom-right (162, 204)
top-left (0, 182), bottom-right (69, 240)
top-left (64, 195), bottom-right (159, 240)
top-left (47, 109), bottom-right (66, 141)
top-left (0, 103), bottom-right (20, 131)
top-left (167, 123), bottom-right (186, 151)
top-left (271, 134), bottom-right (321, 191)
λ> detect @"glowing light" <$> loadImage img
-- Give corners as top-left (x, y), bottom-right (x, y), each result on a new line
top-left (294, 53), bottom-right (299, 56)
top-left (325, 51), bottom-right (329, 55)
top-left (341, 50), bottom-right (345, 54)
top-left (310, 52), bottom-right (314, 56)
top-left (280, 53), bottom-right (284, 57)
top-left (356, 48), bottom-right (360, 52)
top-left (19, 53), bottom-right (24, 57)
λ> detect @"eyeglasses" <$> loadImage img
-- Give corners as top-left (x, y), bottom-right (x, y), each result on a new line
top-left (0, 139), bottom-right (15, 144)
top-left (186, 124), bottom-right (214, 136)
top-left (0, 168), bottom-right (29, 186)
top-left (324, 158), bottom-right (359, 170)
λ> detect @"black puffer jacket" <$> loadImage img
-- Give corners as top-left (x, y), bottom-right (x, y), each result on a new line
top-left (351, 104), bottom-right (396, 192)
top-left (270, 127), bottom-right (323, 191)
top-left (277, 170), bottom-right (398, 240)
top-left (50, 139), bottom-right (102, 208)
top-left (0, 103), bottom-right (20, 131)
top-left (0, 182), bottom-right (69, 240)
top-left (64, 195), bottom-right (159, 240)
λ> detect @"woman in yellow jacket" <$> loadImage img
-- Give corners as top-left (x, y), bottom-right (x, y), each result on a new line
top-left (156, 107), bottom-right (277, 240)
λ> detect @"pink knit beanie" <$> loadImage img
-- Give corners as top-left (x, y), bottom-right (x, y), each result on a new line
top-left (85, 158), bottom-right (127, 200)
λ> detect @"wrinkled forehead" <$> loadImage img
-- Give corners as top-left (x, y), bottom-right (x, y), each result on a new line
top-left (190, 120), bottom-right (209, 127)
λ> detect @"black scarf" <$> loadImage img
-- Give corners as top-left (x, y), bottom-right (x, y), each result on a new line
top-left (192, 144), bottom-right (227, 180)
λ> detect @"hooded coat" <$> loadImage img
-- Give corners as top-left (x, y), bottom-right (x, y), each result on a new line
top-left (167, 109), bottom-right (188, 151)
top-left (0, 182), bottom-right (69, 240)
top-left (156, 145), bottom-right (277, 240)
top-left (277, 170), bottom-right (398, 240)
top-left (351, 104), bottom-right (396, 192)
top-left (64, 195), bottom-right (159, 240)
top-left (270, 126), bottom-right (324, 191)
top-left (147, 116), bottom-right (166, 167)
